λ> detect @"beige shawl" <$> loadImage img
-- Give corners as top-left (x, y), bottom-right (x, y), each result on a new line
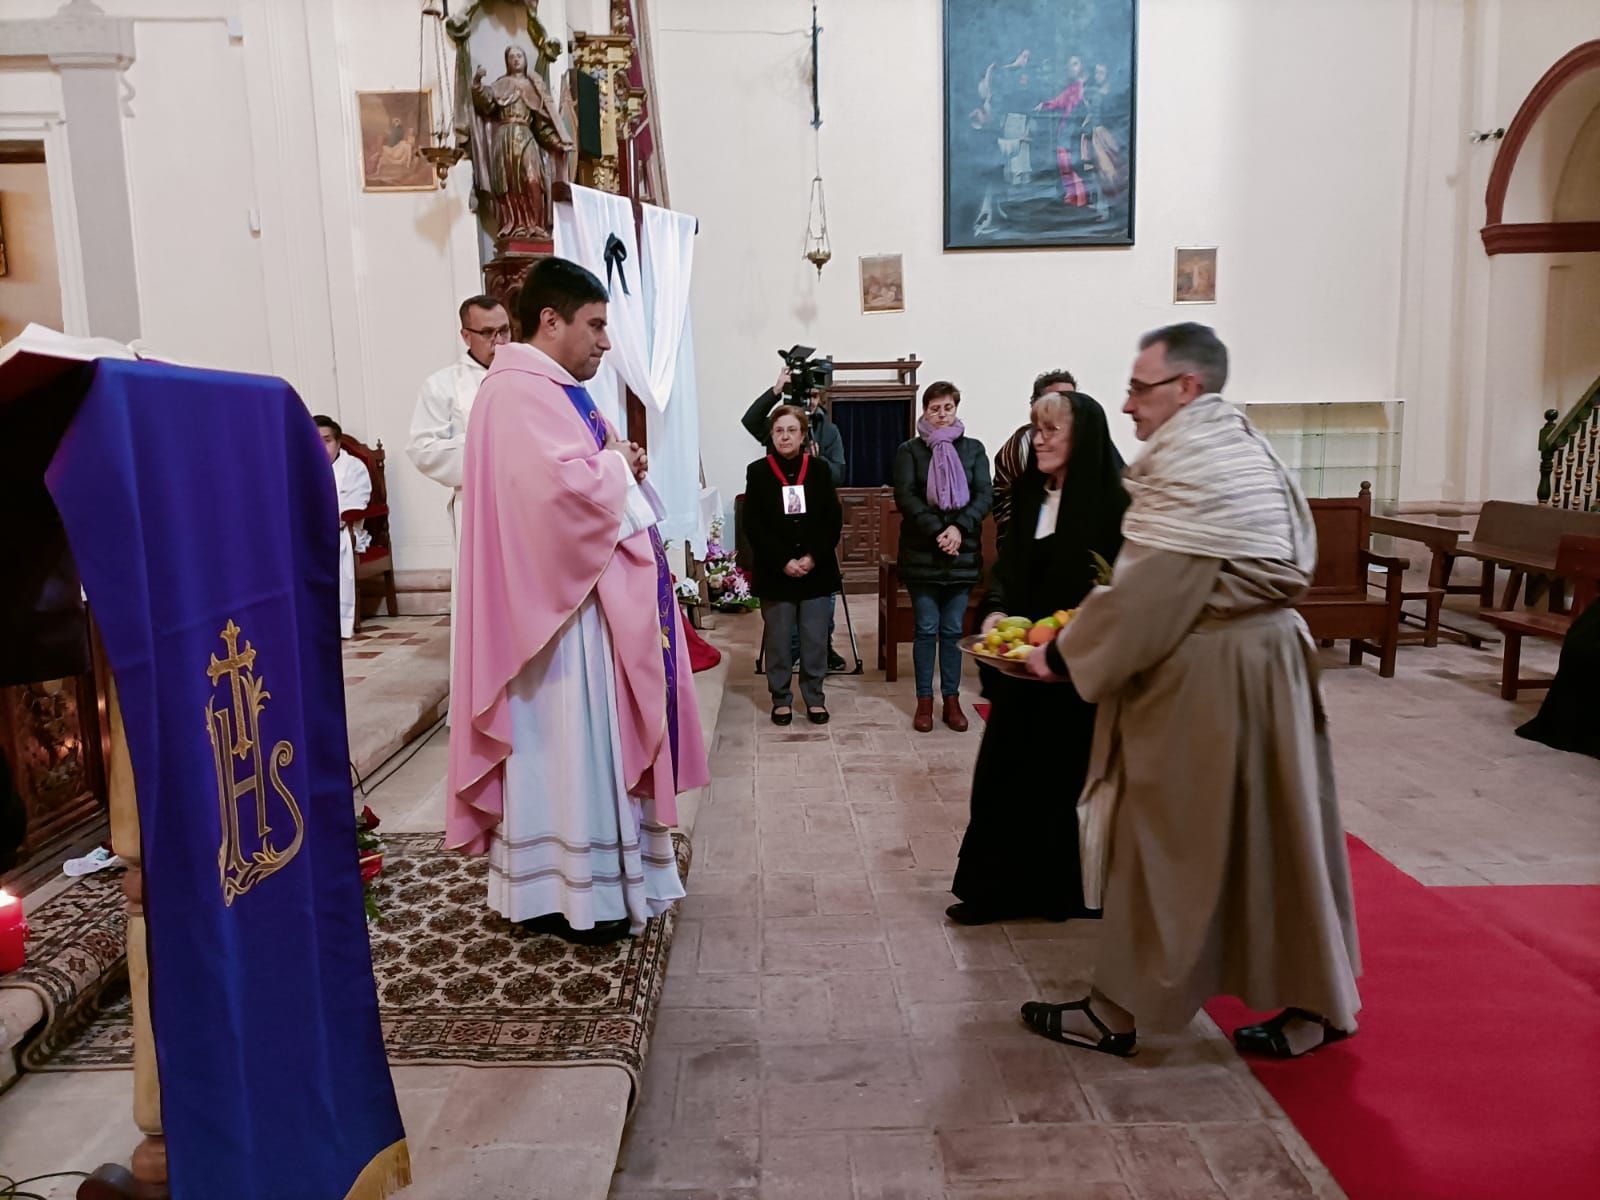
top-left (1120, 393), bottom-right (1316, 574)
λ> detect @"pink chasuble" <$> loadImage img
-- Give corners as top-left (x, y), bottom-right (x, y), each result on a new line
top-left (445, 342), bottom-right (709, 855)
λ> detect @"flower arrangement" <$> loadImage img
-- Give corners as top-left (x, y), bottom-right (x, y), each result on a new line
top-left (356, 804), bottom-right (384, 922)
top-left (702, 517), bottom-right (758, 612)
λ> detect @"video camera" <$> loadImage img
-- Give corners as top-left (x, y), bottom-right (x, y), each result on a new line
top-left (779, 345), bottom-right (834, 406)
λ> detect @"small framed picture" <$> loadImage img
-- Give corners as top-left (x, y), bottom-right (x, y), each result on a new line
top-left (781, 485), bottom-right (807, 515)
top-left (358, 90), bottom-right (438, 192)
top-left (1173, 246), bottom-right (1217, 304)
top-left (859, 254), bottom-right (905, 314)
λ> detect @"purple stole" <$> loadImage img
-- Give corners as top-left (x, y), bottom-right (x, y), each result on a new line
top-left (561, 384), bottom-right (682, 788)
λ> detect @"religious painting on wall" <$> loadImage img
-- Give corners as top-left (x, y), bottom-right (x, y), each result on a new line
top-left (860, 254), bottom-right (905, 314)
top-left (944, 0), bottom-right (1137, 250)
top-left (1173, 246), bottom-right (1217, 303)
top-left (357, 91), bottom-right (438, 192)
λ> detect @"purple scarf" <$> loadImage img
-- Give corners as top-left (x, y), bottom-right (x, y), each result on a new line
top-left (918, 416), bottom-right (970, 510)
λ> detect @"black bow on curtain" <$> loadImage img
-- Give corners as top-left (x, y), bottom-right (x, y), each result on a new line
top-left (604, 234), bottom-right (631, 296)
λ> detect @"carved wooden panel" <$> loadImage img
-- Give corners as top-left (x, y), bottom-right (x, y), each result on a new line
top-left (0, 662), bottom-right (108, 872)
top-left (838, 487), bottom-right (890, 592)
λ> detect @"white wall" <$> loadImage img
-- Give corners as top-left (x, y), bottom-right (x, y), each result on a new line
top-left (1454, 2), bottom-right (1600, 503)
top-left (652, 0), bottom-right (1415, 510)
top-left (0, 159), bottom-right (63, 341)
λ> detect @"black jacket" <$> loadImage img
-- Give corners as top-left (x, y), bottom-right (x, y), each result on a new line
top-left (742, 452), bottom-right (844, 602)
top-left (892, 434), bottom-right (993, 586)
top-left (741, 389), bottom-right (847, 485)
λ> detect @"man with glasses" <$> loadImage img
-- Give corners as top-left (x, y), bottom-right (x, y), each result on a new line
top-left (407, 295), bottom-right (511, 703)
top-left (1020, 322), bottom-right (1362, 1064)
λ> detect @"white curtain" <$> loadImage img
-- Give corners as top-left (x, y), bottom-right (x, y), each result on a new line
top-left (646, 310), bottom-right (704, 554)
top-left (555, 185), bottom-right (704, 552)
top-left (638, 203), bottom-right (696, 410)
top-left (553, 185), bottom-right (693, 416)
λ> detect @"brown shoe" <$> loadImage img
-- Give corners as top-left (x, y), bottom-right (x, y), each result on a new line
top-left (943, 696), bottom-right (969, 732)
top-left (913, 696), bottom-right (934, 733)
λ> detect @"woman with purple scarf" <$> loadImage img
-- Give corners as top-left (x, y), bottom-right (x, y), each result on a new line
top-left (892, 381), bottom-right (993, 732)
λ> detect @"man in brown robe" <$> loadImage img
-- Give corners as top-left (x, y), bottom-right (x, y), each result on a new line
top-left (1021, 322), bottom-right (1361, 1060)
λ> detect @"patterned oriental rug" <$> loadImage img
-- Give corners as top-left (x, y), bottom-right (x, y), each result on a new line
top-left (13, 831), bottom-right (691, 1109)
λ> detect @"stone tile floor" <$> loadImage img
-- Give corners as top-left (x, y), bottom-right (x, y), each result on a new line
top-left (2, 600), bottom-right (1595, 1200)
top-left (606, 605), bottom-right (1600, 1200)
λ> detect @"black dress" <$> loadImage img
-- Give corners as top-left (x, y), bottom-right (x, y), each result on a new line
top-left (1516, 600), bottom-right (1600, 760)
top-left (951, 393), bottom-right (1128, 920)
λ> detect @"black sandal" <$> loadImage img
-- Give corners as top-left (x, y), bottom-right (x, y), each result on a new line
top-left (1232, 1008), bottom-right (1351, 1059)
top-left (771, 705), bottom-right (793, 726)
top-left (1020, 998), bottom-right (1137, 1057)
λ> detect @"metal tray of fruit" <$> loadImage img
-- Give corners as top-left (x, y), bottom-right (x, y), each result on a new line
top-left (958, 611), bottom-right (1076, 678)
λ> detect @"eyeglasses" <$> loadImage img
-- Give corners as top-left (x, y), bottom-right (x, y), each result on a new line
top-left (1126, 373), bottom-right (1185, 397)
top-left (464, 325), bottom-right (511, 341)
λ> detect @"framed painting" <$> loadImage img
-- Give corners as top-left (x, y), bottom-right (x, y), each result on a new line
top-left (944, 0), bottom-right (1137, 250)
top-left (358, 91), bottom-right (438, 192)
top-left (860, 254), bottom-right (905, 314)
top-left (1173, 246), bottom-right (1217, 303)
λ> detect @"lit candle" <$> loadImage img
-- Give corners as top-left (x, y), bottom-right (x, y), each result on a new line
top-left (0, 890), bottom-right (27, 974)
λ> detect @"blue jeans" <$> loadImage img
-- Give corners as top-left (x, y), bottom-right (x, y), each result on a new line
top-left (908, 584), bottom-right (969, 699)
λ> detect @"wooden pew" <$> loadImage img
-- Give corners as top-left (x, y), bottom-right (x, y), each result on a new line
top-left (1451, 501), bottom-right (1600, 611)
top-left (1297, 482), bottom-right (1410, 677)
top-left (1481, 534), bottom-right (1600, 700)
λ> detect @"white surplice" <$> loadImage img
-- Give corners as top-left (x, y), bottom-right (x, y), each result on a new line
top-left (486, 387), bottom-right (685, 931)
top-left (332, 450), bottom-right (371, 640)
top-left (405, 348), bottom-right (489, 700)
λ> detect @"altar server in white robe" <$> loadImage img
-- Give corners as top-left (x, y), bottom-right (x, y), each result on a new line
top-left (316, 415), bottom-right (371, 640)
top-left (405, 296), bottom-right (509, 664)
top-left (446, 257), bottom-right (709, 944)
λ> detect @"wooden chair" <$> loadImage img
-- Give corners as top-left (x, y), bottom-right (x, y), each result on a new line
top-left (1481, 534), bottom-right (1600, 700)
top-left (339, 435), bottom-right (398, 633)
top-left (1297, 482), bottom-right (1409, 678)
top-left (876, 498), bottom-right (997, 682)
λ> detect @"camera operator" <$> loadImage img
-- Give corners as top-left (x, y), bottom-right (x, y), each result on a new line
top-left (741, 361), bottom-right (847, 672)
top-left (742, 364), bottom-right (846, 484)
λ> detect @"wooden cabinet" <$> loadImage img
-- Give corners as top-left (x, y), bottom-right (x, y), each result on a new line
top-left (838, 487), bottom-right (891, 592)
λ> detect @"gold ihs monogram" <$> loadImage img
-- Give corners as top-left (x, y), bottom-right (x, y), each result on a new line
top-left (206, 620), bottom-right (305, 905)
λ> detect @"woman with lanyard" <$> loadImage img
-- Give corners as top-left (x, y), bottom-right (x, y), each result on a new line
top-left (743, 405), bottom-right (844, 725)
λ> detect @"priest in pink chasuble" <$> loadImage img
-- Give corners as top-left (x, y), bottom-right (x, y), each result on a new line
top-left (446, 256), bottom-right (707, 943)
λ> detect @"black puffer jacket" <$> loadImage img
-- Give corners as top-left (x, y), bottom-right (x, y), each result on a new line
top-left (892, 435), bottom-right (993, 586)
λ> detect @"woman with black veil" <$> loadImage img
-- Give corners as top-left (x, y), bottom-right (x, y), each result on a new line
top-left (948, 389), bottom-right (1128, 925)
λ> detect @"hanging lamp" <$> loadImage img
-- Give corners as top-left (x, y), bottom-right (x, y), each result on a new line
top-left (804, 173), bottom-right (832, 276)
top-left (801, 2), bottom-right (831, 276)
top-left (417, 3), bottom-right (466, 183)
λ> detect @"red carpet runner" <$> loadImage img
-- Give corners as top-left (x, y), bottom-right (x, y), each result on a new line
top-left (1206, 840), bottom-right (1600, 1200)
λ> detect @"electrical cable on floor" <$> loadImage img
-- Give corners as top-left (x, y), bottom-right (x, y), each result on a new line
top-left (0, 1170), bottom-right (90, 1200)
top-left (349, 713), bottom-right (447, 799)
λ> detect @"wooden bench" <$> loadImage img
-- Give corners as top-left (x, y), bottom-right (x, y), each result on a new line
top-left (877, 499), bottom-right (997, 682)
top-left (1451, 501), bottom-right (1600, 612)
top-left (1481, 534), bottom-right (1600, 699)
top-left (1297, 482), bottom-right (1409, 677)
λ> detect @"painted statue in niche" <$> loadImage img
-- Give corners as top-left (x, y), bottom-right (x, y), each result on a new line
top-left (469, 44), bottom-right (574, 241)
top-left (945, 0), bottom-right (1137, 249)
